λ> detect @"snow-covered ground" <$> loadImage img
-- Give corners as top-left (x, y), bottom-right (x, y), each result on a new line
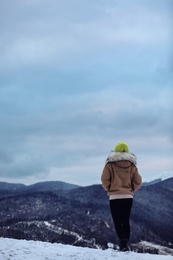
top-left (0, 238), bottom-right (172, 260)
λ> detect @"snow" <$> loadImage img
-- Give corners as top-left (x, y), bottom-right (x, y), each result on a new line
top-left (144, 171), bottom-right (173, 183)
top-left (0, 238), bottom-right (172, 260)
top-left (157, 171), bottom-right (173, 181)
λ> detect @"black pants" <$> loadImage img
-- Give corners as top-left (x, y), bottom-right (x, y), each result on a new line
top-left (110, 198), bottom-right (133, 240)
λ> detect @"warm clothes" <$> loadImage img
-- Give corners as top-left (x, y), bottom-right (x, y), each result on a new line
top-left (101, 152), bottom-right (142, 196)
top-left (110, 198), bottom-right (133, 240)
top-left (101, 146), bottom-right (142, 249)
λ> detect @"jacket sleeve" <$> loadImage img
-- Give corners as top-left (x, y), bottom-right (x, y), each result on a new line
top-left (131, 166), bottom-right (142, 192)
top-left (101, 164), bottom-right (111, 192)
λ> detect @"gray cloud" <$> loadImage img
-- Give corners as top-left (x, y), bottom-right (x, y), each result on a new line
top-left (0, 0), bottom-right (172, 72)
top-left (0, 0), bottom-right (172, 185)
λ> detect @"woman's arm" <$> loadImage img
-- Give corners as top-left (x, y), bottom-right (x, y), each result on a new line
top-left (101, 164), bottom-right (111, 192)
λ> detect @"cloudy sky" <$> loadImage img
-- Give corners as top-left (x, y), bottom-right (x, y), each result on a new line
top-left (0, 0), bottom-right (173, 186)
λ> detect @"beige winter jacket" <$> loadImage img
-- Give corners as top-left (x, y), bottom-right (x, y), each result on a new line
top-left (101, 152), bottom-right (142, 196)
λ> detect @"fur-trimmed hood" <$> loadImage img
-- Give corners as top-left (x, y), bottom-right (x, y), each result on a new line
top-left (105, 152), bottom-right (137, 165)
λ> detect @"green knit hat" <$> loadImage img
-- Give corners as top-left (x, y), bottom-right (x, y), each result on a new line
top-left (114, 142), bottom-right (129, 152)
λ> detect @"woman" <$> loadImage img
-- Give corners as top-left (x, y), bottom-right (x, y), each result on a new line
top-left (101, 142), bottom-right (142, 251)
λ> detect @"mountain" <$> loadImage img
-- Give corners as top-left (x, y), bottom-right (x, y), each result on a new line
top-left (152, 171), bottom-right (173, 181)
top-left (0, 181), bottom-right (80, 197)
top-left (0, 238), bottom-right (172, 260)
top-left (143, 171), bottom-right (173, 185)
top-left (131, 178), bottom-right (173, 245)
top-left (142, 179), bottom-right (162, 186)
top-left (0, 182), bottom-right (26, 191)
top-left (0, 178), bottom-right (172, 253)
top-left (27, 181), bottom-right (80, 192)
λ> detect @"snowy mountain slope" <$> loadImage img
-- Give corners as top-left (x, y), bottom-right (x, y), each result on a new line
top-left (0, 178), bottom-right (173, 250)
top-left (0, 238), bottom-right (172, 260)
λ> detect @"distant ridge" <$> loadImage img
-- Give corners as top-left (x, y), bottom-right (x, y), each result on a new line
top-left (1, 175), bottom-right (173, 192)
top-left (0, 182), bottom-right (26, 191)
top-left (143, 171), bottom-right (173, 184)
top-left (28, 181), bottom-right (81, 192)
top-left (142, 178), bottom-right (162, 186)
top-left (0, 181), bottom-right (80, 193)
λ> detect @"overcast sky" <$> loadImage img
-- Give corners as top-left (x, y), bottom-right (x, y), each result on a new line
top-left (0, 0), bottom-right (173, 186)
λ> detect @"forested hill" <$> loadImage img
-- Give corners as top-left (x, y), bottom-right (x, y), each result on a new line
top-left (0, 178), bottom-right (172, 253)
